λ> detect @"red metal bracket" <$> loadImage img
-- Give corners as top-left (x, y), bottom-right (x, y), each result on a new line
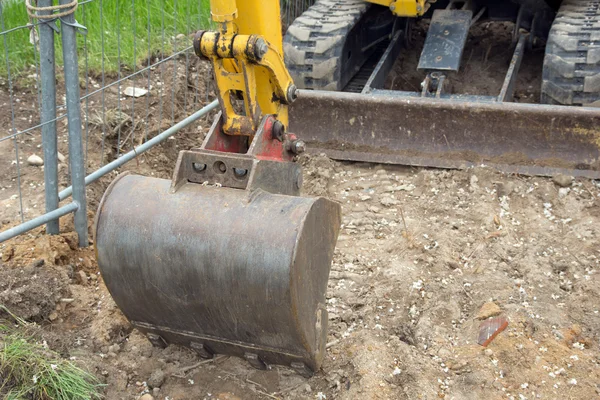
top-left (202, 113), bottom-right (302, 162)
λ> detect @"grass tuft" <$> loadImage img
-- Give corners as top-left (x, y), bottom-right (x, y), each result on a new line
top-left (0, 305), bottom-right (102, 400)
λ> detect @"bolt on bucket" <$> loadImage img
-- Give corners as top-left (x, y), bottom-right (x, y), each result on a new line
top-left (95, 172), bottom-right (341, 375)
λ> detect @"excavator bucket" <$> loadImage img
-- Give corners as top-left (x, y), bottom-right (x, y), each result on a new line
top-left (95, 116), bottom-right (342, 376)
top-left (289, 90), bottom-right (600, 179)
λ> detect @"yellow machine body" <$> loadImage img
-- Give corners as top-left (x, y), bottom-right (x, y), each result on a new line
top-left (367, 0), bottom-right (427, 16)
top-left (195, 0), bottom-right (296, 136)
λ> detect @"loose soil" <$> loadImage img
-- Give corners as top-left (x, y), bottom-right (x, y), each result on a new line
top-left (1, 22), bottom-right (600, 400)
top-left (387, 21), bottom-right (543, 102)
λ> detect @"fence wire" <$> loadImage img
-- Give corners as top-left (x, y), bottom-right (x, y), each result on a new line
top-left (0, 0), bottom-right (214, 226)
top-left (0, 0), bottom-right (314, 243)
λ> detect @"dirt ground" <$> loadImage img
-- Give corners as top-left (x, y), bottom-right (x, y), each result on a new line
top-left (387, 20), bottom-right (543, 102)
top-left (1, 22), bottom-right (600, 400)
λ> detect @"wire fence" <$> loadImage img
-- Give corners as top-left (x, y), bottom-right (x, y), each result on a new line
top-left (0, 0), bottom-right (315, 246)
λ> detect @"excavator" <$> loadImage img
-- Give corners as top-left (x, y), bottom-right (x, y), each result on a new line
top-left (286, 0), bottom-right (600, 178)
top-left (94, 0), bottom-right (600, 378)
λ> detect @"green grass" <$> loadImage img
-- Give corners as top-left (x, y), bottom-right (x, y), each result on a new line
top-left (0, 305), bottom-right (102, 400)
top-left (0, 0), bottom-right (211, 76)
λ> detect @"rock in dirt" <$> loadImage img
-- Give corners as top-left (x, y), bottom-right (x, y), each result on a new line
top-left (124, 86), bottom-right (148, 98)
top-left (29, 259), bottom-right (45, 268)
top-left (147, 369), bottom-right (165, 388)
top-left (2, 246), bottom-right (15, 262)
top-left (551, 259), bottom-right (569, 273)
top-left (446, 358), bottom-right (470, 374)
top-left (496, 182), bottom-right (514, 198)
top-left (552, 174), bottom-right (573, 188)
top-left (447, 261), bottom-right (460, 270)
top-left (27, 154), bottom-right (44, 166)
top-left (476, 302), bottom-right (502, 320)
top-left (558, 187), bottom-right (570, 198)
top-left (139, 395), bottom-right (154, 400)
top-left (470, 175), bottom-right (479, 190)
top-left (57, 152), bottom-right (66, 163)
top-left (76, 270), bottom-right (88, 285)
top-left (380, 196), bottom-right (399, 206)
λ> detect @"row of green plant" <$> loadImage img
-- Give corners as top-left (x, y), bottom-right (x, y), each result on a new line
top-left (0, 0), bottom-right (211, 76)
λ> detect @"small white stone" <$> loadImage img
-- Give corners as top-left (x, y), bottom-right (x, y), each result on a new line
top-left (27, 154), bottom-right (43, 166)
top-left (123, 86), bottom-right (148, 98)
top-left (57, 152), bottom-right (66, 163)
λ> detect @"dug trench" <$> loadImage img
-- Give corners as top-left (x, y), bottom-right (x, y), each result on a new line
top-left (1, 23), bottom-right (600, 400)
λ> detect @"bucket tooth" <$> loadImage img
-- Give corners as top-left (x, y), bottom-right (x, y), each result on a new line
top-left (245, 353), bottom-right (267, 370)
top-left (147, 333), bottom-right (167, 349)
top-left (191, 342), bottom-right (215, 359)
top-left (291, 361), bottom-right (313, 378)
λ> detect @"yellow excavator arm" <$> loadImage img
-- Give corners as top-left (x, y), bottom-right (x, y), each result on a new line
top-left (194, 0), bottom-right (296, 136)
top-left (198, 0), bottom-right (427, 137)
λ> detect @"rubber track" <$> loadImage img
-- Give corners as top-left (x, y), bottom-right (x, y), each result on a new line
top-left (343, 41), bottom-right (389, 92)
top-left (541, 0), bottom-right (600, 105)
top-left (283, 0), bottom-right (368, 91)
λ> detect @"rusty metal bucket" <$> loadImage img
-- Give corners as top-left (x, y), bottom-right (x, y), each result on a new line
top-left (95, 115), bottom-right (341, 376)
top-left (95, 173), bottom-right (341, 375)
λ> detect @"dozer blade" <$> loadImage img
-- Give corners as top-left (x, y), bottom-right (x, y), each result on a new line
top-left (289, 91), bottom-right (600, 179)
top-left (95, 115), bottom-right (342, 376)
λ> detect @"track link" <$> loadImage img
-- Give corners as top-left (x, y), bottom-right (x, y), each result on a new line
top-left (283, 0), bottom-right (369, 91)
top-left (541, 0), bottom-right (600, 106)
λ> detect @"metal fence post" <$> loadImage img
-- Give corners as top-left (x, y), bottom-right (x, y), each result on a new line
top-left (38, 0), bottom-right (59, 235)
top-left (59, 0), bottom-right (88, 247)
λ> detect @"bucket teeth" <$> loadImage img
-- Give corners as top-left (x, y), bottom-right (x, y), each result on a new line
top-left (291, 361), bottom-right (313, 378)
top-left (191, 342), bottom-right (215, 359)
top-left (244, 353), bottom-right (267, 370)
top-left (147, 333), bottom-right (167, 349)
